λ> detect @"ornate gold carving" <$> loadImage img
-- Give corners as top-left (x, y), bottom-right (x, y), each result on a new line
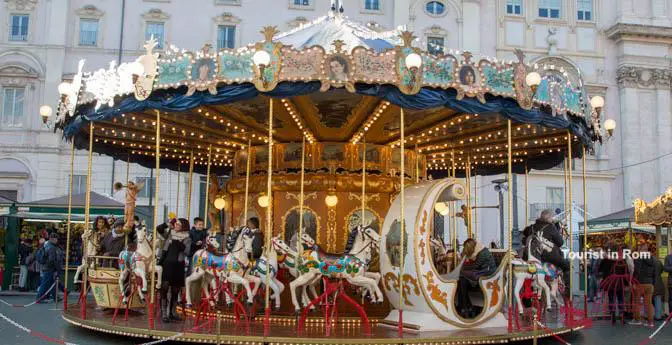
top-left (347, 192), bottom-right (380, 204)
top-left (486, 278), bottom-right (501, 307)
top-left (382, 272), bottom-right (420, 307)
top-left (419, 238), bottom-right (426, 265)
top-left (327, 208), bottom-right (337, 252)
top-left (423, 271), bottom-right (449, 311)
top-left (634, 186), bottom-right (672, 226)
top-left (285, 191), bottom-right (317, 201)
top-left (5, 0), bottom-right (37, 11)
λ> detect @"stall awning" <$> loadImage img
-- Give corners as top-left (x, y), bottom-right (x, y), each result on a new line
top-left (579, 207), bottom-right (655, 234)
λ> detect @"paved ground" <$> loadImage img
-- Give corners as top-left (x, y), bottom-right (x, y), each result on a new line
top-left (0, 295), bottom-right (669, 345)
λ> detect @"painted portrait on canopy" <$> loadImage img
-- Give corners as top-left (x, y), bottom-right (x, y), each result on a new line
top-left (283, 207), bottom-right (319, 249)
top-left (328, 56), bottom-right (349, 81)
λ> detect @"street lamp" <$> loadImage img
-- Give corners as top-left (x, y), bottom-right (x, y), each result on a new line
top-left (58, 82), bottom-right (72, 103)
top-left (604, 119), bottom-right (616, 138)
top-left (214, 197), bottom-right (226, 211)
top-left (325, 194), bottom-right (339, 207)
top-left (590, 95), bottom-right (604, 116)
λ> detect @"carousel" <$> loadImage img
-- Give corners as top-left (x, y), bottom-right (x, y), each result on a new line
top-left (45, 2), bottom-right (607, 344)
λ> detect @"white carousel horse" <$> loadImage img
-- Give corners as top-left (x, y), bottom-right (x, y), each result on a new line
top-left (216, 227), bottom-right (260, 305)
top-left (73, 229), bottom-right (101, 283)
top-left (118, 223), bottom-right (162, 303)
top-left (271, 236), bottom-right (320, 309)
top-left (249, 235), bottom-right (285, 310)
top-left (184, 236), bottom-right (222, 308)
top-left (289, 224), bottom-right (383, 312)
top-left (511, 233), bottom-right (564, 314)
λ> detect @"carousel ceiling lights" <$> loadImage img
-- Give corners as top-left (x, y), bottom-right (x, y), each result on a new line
top-left (351, 101), bottom-right (390, 144)
top-left (280, 99), bottom-right (315, 143)
top-left (257, 194), bottom-right (270, 208)
top-left (325, 194), bottom-right (339, 207)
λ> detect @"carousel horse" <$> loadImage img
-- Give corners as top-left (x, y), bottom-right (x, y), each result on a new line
top-left (511, 232), bottom-right (564, 314)
top-left (73, 228), bottom-right (102, 284)
top-left (118, 223), bottom-right (162, 303)
top-left (184, 236), bottom-right (222, 308)
top-left (289, 224), bottom-right (383, 312)
top-left (216, 227), bottom-right (260, 305)
top-left (271, 236), bottom-right (320, 309)
top-left (249, 235), bottom-right (286, 310)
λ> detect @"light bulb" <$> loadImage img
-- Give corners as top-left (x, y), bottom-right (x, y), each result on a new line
top-left (404, 53), bottom-right (422, 69)
top-left (590, 95), bottom-right (605, 109)
top-left (214, 197), bottom-right (226, 210)
top-left (434, 202), bottom-right (448, 215)
top-left (258, 194), bottom-right (270, 208)
top-left (325, 194), bottom-right (338, 207)
top-left (252, 50), bottom-right (271, 66)
top-left (604, 119), bottom-right (616, 131)
top-left (39, 105), bottom-right (53, 118)
top-left (58, 82), bottom-right (72, 96)
top-left (525, 72), bottom-right (542, 87)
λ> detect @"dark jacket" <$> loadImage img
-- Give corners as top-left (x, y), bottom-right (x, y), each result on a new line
top-left (633, 256), bottom-right (656, 285)
top-left (653, 258), bottom-right (665, 296)
top-left (522, 220), bottom-right (563, 261)
top-left (157, 223), bottom-right (191, 264)
top-left (250, 228), bottom-right (264, 259)
top-left (189, 227), bottom-right (209, 257)
top-left (101, 232), bottom-right (125, 258)
top-left (664, 254), bottom-right (672, 286)
top-left (18, 242), bottom-right (32, 266)
top-left (40, 242), bottom-right (63, 273)
top-left (461, 245), bottom-right (497, 282)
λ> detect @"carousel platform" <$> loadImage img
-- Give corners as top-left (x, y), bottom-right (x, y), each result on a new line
top-left (62, 303), bottom-right (589, 344)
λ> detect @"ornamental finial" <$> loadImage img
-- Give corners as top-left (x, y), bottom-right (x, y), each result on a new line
top-left (332, 39), bottom-right (346, 53)
top-left (399, 31), bottom-right (416, 47)
top-left (461, 51), bottom-right (473, 64)
top-left (261, 26), bottom-right (278, 43)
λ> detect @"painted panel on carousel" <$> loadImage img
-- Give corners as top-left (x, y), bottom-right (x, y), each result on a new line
top-left (480, 61), bottom-right (515, 96)
top-left (422, 54), bottom-right (455, 87)
top-left (351, 46), bottom-right (397, 84)
top-left (156, 54), bottom-right (190, 88)
top-left (358, 145), bottom-right (385, 172)
top-left (218, 50), bottom-right (254, 83)
top-left (279, 46), bottom-right (324, 81)
top-left (253, 27), bottom-right (283, 92)
top-left (283, 207), bottom-right (320, 247)
top-left (186, 44), bottom-right (219, 96)
top-left (455, 52), bottom-right (486, 103)
top-left (320, 40), bottom-right (355, 92)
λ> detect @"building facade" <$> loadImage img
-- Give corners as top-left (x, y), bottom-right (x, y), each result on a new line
top-left (0, 0), bottom-right (670, 244)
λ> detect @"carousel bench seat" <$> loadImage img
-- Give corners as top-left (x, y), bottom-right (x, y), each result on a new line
top-left (467, 249), bottom-right (510, 308)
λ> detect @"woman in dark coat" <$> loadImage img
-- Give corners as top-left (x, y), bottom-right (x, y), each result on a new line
top-left (156, 218), bottom-right (191, 322)
top-left (653, 255), bottom-right (665, 320)
top-left (456, 238), bottom-right (496, 318)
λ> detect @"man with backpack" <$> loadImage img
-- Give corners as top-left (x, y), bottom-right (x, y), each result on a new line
top-left (36, 233), bottom-right (63, 302)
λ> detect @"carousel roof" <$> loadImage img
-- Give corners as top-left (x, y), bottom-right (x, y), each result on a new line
top-left (55, 7), bottom-right (603, 177)
top-left (272, 11), bottom-right (400, 52)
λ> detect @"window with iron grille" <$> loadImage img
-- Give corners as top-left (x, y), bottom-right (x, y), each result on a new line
top-left (10, 15), bottom-right (29, 41)
top-left (79, 19), bottom-right (99, 46)
top-left (1, 88), bottom-right (24, 128)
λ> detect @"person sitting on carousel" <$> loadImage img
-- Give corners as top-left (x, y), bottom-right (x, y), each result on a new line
top-left (245, 217), bottom-right (264, 260)
top-left (522, 209), bottom-right (569, 288)
top-left (101, 219), bottom-right (127, 266)
top-left (456, 238), bottom-right (496, 318)
top-left (156, 216), bottom-right (191, 323)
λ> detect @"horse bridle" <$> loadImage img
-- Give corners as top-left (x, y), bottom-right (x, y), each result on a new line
top-left (349, 226), bottom-right (376, 256)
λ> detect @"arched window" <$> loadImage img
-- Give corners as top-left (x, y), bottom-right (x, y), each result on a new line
top-left (425, 1), bottom-right (446, 16)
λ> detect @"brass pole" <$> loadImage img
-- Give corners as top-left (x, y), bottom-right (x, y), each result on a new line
top-left (567, 131), bottom-right (573, 310)
top-left (243, 139), bottom-right (252, 226)
top-left (298, 136), bottom-right (305, 254)
top-left (466, 155), bottom-right (472, 239)
top-left (473, 170), bottom-right (478, 240)
top-left (362, 138), bottom-right (366, 226)
top-left (507, 120), bottom-right (513, 331)
top-left (125, 154), bottom-right (131, 248)
top-left (264, 99), bottom-right (274, 328)
top-left (186, 150), bottom-right (194, 221)
top-left (451, 149), bottom-right (457, 255)
top-left (204, 145), bottom-right (213, 232)
top-left (414, 143), bottom-right (419, 183)
top-left (149, 110), bottom-right (161, 329)
top-left (176, 163), bottom-right (181, 217)
top-left (398, 108), bottom-right (406, 335)
top-left (524, 164), bottom-right (529, 227)
top-left (63, 140), bottom-right (75, 311)
top-left (81, 121), bottom-right (94, 320)
top-left (582, 146), bottom-right (588, 317)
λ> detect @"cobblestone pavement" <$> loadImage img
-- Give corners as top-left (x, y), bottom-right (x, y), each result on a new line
top-left (0, 296), bottom-right (669, 345)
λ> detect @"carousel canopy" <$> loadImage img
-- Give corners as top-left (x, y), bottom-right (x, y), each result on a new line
top-left (634, 186), bottom-right (672, 227)
top-left (56, 9), bottom-right (602, 177)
